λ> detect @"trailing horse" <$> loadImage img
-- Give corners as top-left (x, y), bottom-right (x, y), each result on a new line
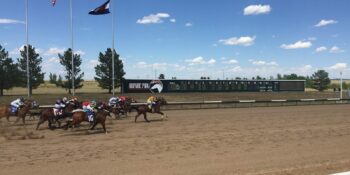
top-left (0, 100), bottom-right (38, 124)
top-left (134, 97), bottom-right (167, 123)
top-left (36, 101), bottom-right (80, 130)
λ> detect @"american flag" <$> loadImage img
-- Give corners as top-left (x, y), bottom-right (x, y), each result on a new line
top-left (51, 0), bottom-right (56, 6)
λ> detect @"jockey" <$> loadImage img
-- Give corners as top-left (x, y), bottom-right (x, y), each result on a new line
top-left (83, 100), bottom-right (96, 123)
top-left (68, 96), bottom-right (78, 104)
top-left (54, 98), bottom-right (66, 117)
top-left (67, 96), bottom-right (79, 108)
top-left (119, 96), bottom-right (126, 106)
top-left (147, 96), bottom-right (156, 113)
top-left (108, 96), bottom-right (119, 107)
top-left (97, 101), bottom-right (108, 110)
top-left (10, 97), bottom-right (25, 113)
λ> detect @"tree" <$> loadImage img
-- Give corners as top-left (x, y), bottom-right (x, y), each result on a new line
top-left (49, 73), bottom-right (57, 84)
top-left (158, 73), bottom-right (165, 79)
top-left (0, 45), bottom-right (20, 96)
top-left (311, 70), bottom-right (330, 91)
top-left (17, 45), bottom-right (45, 95)
top-left (94, 48), bottom-right (125, 93)
top-left (277, 73), bottom-right (282, 80)
top-left (58, 48), bottom-right (84, 94)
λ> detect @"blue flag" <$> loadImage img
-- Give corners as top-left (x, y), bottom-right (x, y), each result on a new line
top-left (89, 0), bottom-right (110, 15)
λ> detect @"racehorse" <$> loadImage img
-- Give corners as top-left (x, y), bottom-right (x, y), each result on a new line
top-left (67, 108), bottom-right (110, 134)
top-left (36, 101), bottom-right (80, 130)
top-left (0, 100), bottom-right (38, 124)
top-left (109, 96), bottom-right (135, 119)
top-left (134, 97), bottom-right (167, 123)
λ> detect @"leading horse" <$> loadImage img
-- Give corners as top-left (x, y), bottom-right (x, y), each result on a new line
top-left (133, 97), bottom-right (167, 123)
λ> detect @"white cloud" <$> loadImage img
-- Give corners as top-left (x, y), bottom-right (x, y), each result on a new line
top-left (75, 50), bottom-right (86, 56)
top-left (327, 63), bottom-right (347, 71)
top-left (219, 36), bottom-right (256, 46)
top-left (136, 13), bottom-right (170, 24)
top-left (244, 4), bottom-right (271, 15)
top-left (0, 18), bottom-right (25, 24)
top-left (170, 18), bottom-right (176, 23)
top-left (9, 45), bottom-right (25, 55)
top-left (315, 46), bottom-right (327, 52)
top-left (48, 57), bottom-right (59, 63)
top-left (185, 56), bottom-right (216, 65)
top-left (185, 22), bottom-right (192, 27)
top-left (285, 65), bottom-right (314, 77)
top-left (230, 66), bottom-right (242, 72)
top-left (308, 37), bottom-right (317, 41)
top-left (207, 59), bottom-right (216, 64)
top-left (133, 61), bottom-right (186, 72)
top-left (44, 47), bottom-right (65, 56)
top-left (135, 61), bottom-right (148, 68)
top-left (314, 19), bottom-right (337, 27)
top-left (329, 46), bottom-right (344, 53)
top-left (89, 60), bottom-right (99, 66)
top-left (227, 59), bottom-right (238, 64)
top-left (249, 59), bottom-right (278, 66)
top-left (280, 41), bottom-right (312, 49)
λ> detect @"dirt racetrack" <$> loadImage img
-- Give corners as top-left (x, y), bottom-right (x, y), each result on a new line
top-left (1, 104), bottom-right (350, 175)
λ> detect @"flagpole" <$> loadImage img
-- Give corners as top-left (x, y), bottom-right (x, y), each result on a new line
top-left (70, 0), bottom-right (75, 96)
top-left (26, 0), bottom-right (30, 97)
top-left (111, 0), bottom-right (115, 96)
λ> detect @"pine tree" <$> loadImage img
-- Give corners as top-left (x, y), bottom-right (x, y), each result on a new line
top-left (94, 48), bottom-right (125, 93)
top-left (0, 45), bottom-right (20, 96)
top-left (58, 48), bottom-right (84, 94)
top-left (49, 73), bottom-right (57, 84)
top-left (17, 45), bottom-right (45, 96)
top-left (311, 70), bottom-right (330, 91)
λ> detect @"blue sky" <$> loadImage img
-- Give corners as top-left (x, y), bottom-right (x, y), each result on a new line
top-left (0, 0), bottom-right (349, 80)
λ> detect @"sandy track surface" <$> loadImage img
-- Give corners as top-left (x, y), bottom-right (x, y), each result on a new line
top-left (1, 105), bottom-right (350, 175)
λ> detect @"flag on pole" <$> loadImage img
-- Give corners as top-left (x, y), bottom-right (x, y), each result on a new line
top-left (51, 0), bottom-right (56, 6)
top-left (89, 0), bottom-right (110, 15)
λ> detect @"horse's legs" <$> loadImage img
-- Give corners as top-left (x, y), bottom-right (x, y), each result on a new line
top-left (22, 116), bottom-right (25, 125)
top-left (101, 121), bottom-right (107, 134)
top-left (134, 113), bottom-right (141, 123)
top-left (14, 116), bottom-right (20, 124)
top-left (36, 118), bottom-right (45, 130)
top-left (156, 111), bottom-right (166, 119)
top-left (143, 113), bottom-right (150, 123)
top-left (90, 121), bottom-right (98, 130)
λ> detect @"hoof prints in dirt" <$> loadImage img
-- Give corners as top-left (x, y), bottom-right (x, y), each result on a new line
top-left (0, 122), bottom-right (44, 141)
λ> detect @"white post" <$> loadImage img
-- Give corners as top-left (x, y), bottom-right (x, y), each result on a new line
top-left (111, 0), bottom-right (115, 96)
top-left (25, 0), bottom-right (30, 97)
top-left (340, 71), bottom-right (343, 99)
top-left (70, 0), bottom-right (75, 96)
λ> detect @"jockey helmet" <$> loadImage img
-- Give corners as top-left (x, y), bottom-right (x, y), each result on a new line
top-left (56, 99), bottom-right (61, 104)
top-left (20, 97), bottom-right (25, 102)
